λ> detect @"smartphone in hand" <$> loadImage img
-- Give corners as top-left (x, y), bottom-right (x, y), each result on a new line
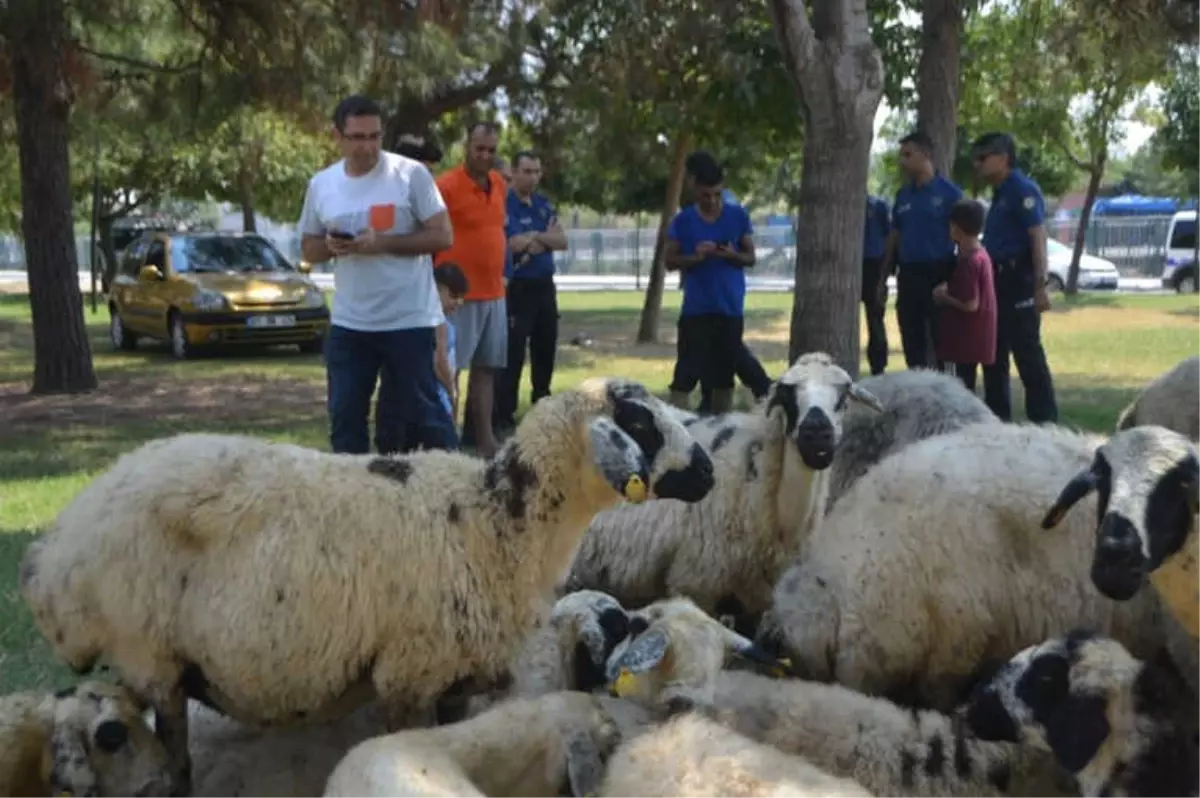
top-left (328, 230), bottom-right (354, 240)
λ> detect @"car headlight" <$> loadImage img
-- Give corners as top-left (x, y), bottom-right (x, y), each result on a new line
top-left (192, 290), bottom-right (229, 311)
top-left (304, 287), bottom-right (326, 308)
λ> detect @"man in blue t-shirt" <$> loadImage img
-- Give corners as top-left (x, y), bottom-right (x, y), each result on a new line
top-left (862, 193), bottom-right (891, 375)
top-left (972, 131), bottom-right (1058, 424)
top-left (882, 131), bottom-right (964, 370)
top-left (664, 158), bottom-right (756, 415)
top-left (494, 150), bottom-right (568, 431)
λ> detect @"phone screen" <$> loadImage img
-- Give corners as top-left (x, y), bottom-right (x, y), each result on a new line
top-left (329, 230), bottom-right (354, 240)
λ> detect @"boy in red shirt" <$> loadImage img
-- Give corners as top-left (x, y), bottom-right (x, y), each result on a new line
top-left (933, 199), bottom-right (997, 392)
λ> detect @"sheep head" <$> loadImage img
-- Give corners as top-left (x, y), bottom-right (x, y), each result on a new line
top-left (958, 630), bottom-right (1196, 797)
top-left (41, 681), bottom-right (176, 798)
top-left (579, 378), bottom-right (715, 505)
top-left (549, 590), bottom-right (631, 691)
top-left (1041, 426), bottom-right (1198, 603)
top-left (764, 353), bottom-right (883, 470)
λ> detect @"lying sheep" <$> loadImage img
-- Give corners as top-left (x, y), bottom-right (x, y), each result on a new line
top-left (598, 712), bottom-right (871, 797)
top-left (1041, 425), bottom-right (1198, 639)
top-left (607, 605), bottom-right (1066, 797)
top-left (825, 368), bottom-right (997, 512)
top-left (757, 421), bottom-right (1194, 712)
top-left (563, 353), bottom-right (883, 632)
top-left (961, 629), bottom-right (1199, 797)
top-left (0, 680), bottom-right (174, 797)
top-left (322, 691), bottom-right (621, 797)
top-left (19, 378), bottom-right (715, 789)
top-left (1116, 355), bottom-right (1199, 441)
top-left (513, 590), bottom-right (632, 697)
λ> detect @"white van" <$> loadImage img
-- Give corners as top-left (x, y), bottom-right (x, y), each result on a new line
top-left (1162, 210), bottom-right (1197, 293)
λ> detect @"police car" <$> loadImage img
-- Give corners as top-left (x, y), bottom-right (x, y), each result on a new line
top-left (1161, 210), bottom-right (1197, 293)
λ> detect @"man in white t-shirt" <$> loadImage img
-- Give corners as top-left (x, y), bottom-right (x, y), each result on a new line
top-left (298, 94), bottom-right (458, 454)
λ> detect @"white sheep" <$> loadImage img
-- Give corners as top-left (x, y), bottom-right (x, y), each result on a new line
top-left (959, 630), bottom-right (1199, 797)
top-left (512, 589), bottom-right (633, 697)
top-left (322, 691), bottom-right (621, 797)
top-left (756, 421), bottom-right (1193, 713)
top-left (1040, 425), bottom-right (1198, 640)
top-left (605, 604), bottom-right (1067, 797)
top-left (0, 680), bottom-right (175, 797)
top-left (18, 377), bottom-right (716, 790)
top-left (825, 368), bottom-right (998, 512)
top-left (1116, 355), bottom-right (1199, 441)
top-left (562, 353), bottom-right (883, 632)
top-left (598, 712), bottom-right (871, 797)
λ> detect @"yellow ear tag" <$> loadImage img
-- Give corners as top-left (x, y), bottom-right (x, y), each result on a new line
top-left (770, 657), bottom-right (794, 678)
top-left (623, 475), bottom-right (648, 503)
top-left (613, 669), bottom-right (639, 697)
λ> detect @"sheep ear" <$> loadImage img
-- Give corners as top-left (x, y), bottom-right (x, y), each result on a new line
top-left (727, 632), bottom-right (795, 677)
top-left (45, 725), bottom-right (99, 797)
top-left (1044, 693), bottom-right (1111, 774)
top-left (848, 383), bottom-right (884, 413)
top-left (564, 729), bottom-right (606, 798)
top-left (1179, 454), bottom-right (1199, 516)
top-left (587, 418), bottom-right (651, 503)
top-left (1041, 470), bottom-right (1097, 529)
top-left (607, 628), bottom-right (670, 695)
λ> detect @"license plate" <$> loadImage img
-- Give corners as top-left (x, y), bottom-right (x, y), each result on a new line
top-left (247, 314), bottom-right (296, 328)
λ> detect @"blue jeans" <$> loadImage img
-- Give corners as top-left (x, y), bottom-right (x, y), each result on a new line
top-left (324, 324), bottom-right (459, 455)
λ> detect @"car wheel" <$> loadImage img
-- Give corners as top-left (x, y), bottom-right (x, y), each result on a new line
top-left (1046, 274), bottom-right (1065, 293)
top-left (298, 336), bottom-right (324, 355)
top-left (1176, 271), bottom-right (1196, 294)
top-left (169, 311), bottom-right (192, 360)
top-left (109, 308), bottom-right (138, 351)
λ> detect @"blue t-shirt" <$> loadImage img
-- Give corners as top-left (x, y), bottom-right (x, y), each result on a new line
top-left (892, 173), bottom-right (963, 265)
top-left (863, 195), bottom-right (890, 259)
top-left (983, 169), bottom-right (1045, 261)
top-left (505, 189), bottom-right (558, 280)
top-left (438, 319), bottom-right (457, 416)
top-left (668, 202), bottom-right (754, 318)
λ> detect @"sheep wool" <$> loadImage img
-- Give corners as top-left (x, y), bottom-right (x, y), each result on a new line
top-left (1116, 355), bottom-right (1200, 441)
top-left (563, 353), bottom-right (883, 627)
top-left (322, 692), bottom-right (621, 797)
top-left (825, 368), bottom-right (998, 512)
top-left (599, 712), bottom-right (871, 797)
top-left (19, 377), bottom-right (715, 786)
top-left (758, 422), bottom-right (1186, 712)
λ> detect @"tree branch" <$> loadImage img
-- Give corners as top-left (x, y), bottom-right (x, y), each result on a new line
top-left (767, 0), bottom-right (817, 89)
top-left (1054, 138), bottom-right (1093, 171)
top-left (75, 43), bottom-right (203, 74)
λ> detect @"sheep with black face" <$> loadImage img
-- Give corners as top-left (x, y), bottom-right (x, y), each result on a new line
top-left (561, 353), bottom-right (883, 633)
top-left (19, 377), bottom-right (715, 792)
top-left (1042, 425), bottom-right (1198, 638)
top-left (960, 630), bottom-right (1199, 797)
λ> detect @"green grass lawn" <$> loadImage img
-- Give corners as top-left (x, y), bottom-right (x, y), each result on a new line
top-left (0, 289), bottom-right (1197, 692)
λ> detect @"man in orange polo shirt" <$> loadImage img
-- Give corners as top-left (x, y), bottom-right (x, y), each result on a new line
top-left (434, 121), bottom-right (509, 457)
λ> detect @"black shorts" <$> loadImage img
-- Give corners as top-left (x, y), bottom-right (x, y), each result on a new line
top-left (671, 313), bottom-right (745, 392)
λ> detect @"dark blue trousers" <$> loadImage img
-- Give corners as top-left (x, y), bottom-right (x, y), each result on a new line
top-left (324, 324), bottom-right (459, 455)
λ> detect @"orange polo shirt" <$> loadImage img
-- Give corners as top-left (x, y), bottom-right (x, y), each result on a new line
top-left (434, 166), bottom-right (508, 301)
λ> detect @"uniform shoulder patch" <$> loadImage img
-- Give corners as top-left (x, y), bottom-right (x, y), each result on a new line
top-left (1022, 196), bottom-right (1035, 210)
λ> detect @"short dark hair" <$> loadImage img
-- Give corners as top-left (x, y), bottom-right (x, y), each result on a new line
top-left (513, 150), bottom-right (539, 169)
top-left (948, 198), bottom-right (986, 236)
top-left (692, 158), bottom-right (724, 188)
top-left (971, 131), bottom-right (1017, 167)
top-left (685, 149), bottom-right (719, 178)
top-left (332, 95), bottom-right (382, 133)
top-left (898, 130), bottom-right (934, 155)
top-left (466, 120), bottom-right (500, 140)
top-left (395, 133), bottom-right (443, 164)
top-left (435, 262), bottom-right (469, 296)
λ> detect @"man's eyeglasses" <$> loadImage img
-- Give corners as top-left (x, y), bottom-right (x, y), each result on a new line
top-left (343, 131), bottom-right (383, 142)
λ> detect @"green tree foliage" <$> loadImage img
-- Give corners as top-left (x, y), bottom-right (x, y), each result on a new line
top-left (1157, 47), bottom-right (1200, 195)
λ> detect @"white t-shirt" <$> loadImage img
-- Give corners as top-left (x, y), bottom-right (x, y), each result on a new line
top-left (298, 151), bottom-right (447, 332)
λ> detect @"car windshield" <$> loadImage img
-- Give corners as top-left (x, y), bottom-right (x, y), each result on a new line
top-left (173, 236), bottom-right (295, 274)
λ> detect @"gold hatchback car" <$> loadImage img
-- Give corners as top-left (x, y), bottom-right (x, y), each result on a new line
top-left (108, 231), bottom-right (330, 359)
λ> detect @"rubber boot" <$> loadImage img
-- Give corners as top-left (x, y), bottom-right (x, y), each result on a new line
top-left (669, 390), bottom-right (692, 410)
top-left (710, 388), bottom-right (735, 415)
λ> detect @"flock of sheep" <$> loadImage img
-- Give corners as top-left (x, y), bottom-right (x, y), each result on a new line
top-left (6, 351), bottom-right (1198, 797)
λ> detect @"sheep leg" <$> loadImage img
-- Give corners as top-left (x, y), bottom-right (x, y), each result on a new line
top-left (564, 729), bottom-right (606, 798)
top-left (150, 686), bottom-right (191, 796)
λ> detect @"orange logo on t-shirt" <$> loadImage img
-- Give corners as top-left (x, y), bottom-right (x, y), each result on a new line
top-left (368, 203), bottom-right (397, 232)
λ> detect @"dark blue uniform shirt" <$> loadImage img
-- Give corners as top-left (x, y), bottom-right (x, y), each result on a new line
top-left (863, 195), bottom-right (890, 260)
top-left (892, 173), bottom-right (963, 265)
top-left (505, 189), bottom-right (558, 281)
top-left (668, 201), bottom-right (754, 318)
top-left (983, 168), bottom-right (1045, 262)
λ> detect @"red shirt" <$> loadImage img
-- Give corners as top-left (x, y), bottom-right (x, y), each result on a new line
top-left (937, 245), bottom-right (997, 365)
top-left (434, 166), bottom-right (508, 301)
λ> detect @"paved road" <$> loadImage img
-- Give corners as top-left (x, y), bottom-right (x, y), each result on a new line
top-left (0, 270), bottom-right (1171, 295)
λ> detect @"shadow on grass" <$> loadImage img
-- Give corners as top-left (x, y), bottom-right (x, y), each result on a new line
top-left (1170, 305), bottom-right (1199, 319)
top-left (0, 529), bottom-right (77, 693)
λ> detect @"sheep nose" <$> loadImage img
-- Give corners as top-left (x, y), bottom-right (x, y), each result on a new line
top-left (1095, 516), bottom-right (1144, 569)
top-left (794, 408), bottom-right (836, 469)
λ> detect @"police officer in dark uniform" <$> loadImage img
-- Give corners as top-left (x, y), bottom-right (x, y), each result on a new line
top-left (972, 132), bottom-right (1058, 423)
top-left (862, 193), bottom-right (891, 375)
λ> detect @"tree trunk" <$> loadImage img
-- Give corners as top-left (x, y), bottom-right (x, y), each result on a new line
top-left (635, 131), bottom-right (693, 344)
top-left (241, 184), bottom-right (257, 233)
top-left (1066, 152), bottom-right (1106, 296)
top-left (99, 216), bottom-right (117, 294)
top-left (769, 0), bottom-right (885, 378)
top-left (916, 0), bottom-right (963, 176)
top-left (8, 0), bottom-right (98, 394)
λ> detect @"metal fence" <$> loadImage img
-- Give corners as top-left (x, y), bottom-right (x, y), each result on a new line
top-left (0, 213), bottom-right (1178, 278)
